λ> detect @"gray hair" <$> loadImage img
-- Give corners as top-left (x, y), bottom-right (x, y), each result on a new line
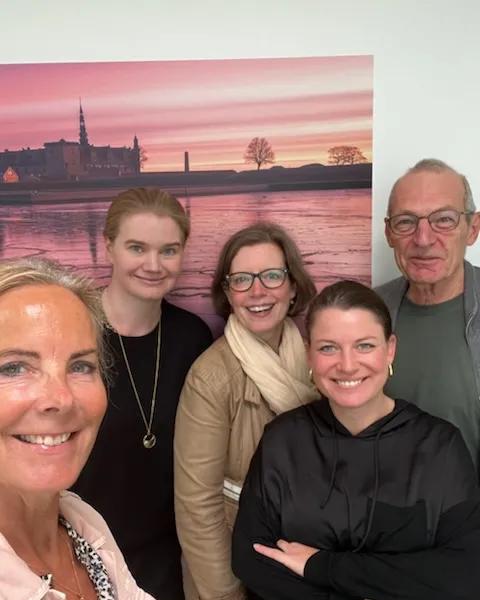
top-left (387, 158), bottom-right (476, 216)
top-left (0, 257), bottom-right (108, 377)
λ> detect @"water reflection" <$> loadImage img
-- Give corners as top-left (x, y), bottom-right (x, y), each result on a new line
top-left (0, 189), bottom-right (371, 333)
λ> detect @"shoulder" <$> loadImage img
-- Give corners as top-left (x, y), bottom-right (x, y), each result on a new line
top-left (375, 276), bottom-right (407, 300)
top-left (60, 491), bottom-right (112, 535)
top-left (163, 300), bottom-right (212, 336)
top-left (60, 492), bottom-right (155, 599)
top-left (59, 492), bottom-right (122, 555)
top-left (398, 400), bottom-right (465, 447)
top-left (262, 402), bottom-right (319, 445)
top-left (162, 300), bottom-right (213, 352)
top-left (465, 260), bottom-right (480, 291)
top-left (187, 336), bottom-right (244, 386)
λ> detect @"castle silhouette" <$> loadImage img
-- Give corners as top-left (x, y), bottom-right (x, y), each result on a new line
top-left (1, 103), bottom-right (140, 183)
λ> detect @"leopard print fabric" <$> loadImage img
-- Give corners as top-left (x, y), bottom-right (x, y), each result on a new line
top-left (41, 517), bottom-right (116, 599)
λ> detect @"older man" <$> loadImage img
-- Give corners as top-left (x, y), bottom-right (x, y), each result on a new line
top-left (377, 158), bottom-right (480, 471)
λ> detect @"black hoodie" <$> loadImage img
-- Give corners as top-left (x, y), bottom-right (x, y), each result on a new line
top-left (232, 398), bottom-right (480, 600)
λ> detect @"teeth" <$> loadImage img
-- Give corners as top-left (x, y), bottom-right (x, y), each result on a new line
top-left (247, 305), bottom-right (273, 313)
top-left (336, 379), bottom-right (363, 388)
top-left (18, 433), bottom-right (71, 446)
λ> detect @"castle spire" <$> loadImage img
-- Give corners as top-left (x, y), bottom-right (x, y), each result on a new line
top-left (79, 98), bottom-right (89, 146)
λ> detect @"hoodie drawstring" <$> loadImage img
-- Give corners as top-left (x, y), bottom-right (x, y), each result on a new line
top-left (353, 427), bottom-right (382, 552)
top-left (320, 420), bottom-right (338, 508)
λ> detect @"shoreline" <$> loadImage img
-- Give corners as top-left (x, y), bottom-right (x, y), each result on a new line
top-left (0, 180), bottom-right (371, 205)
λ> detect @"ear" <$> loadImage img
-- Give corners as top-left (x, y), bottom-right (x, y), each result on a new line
top-left (305, 341), bottom-right (313, 370)
top-left (104, 236), bottom-right (113, 265)
top-left (223, 286), bottom-right (233, 309)
top-left (289, 280), bottom-right (297, 301)
top-left (386, 333), bottom-right (397, 365)
top-left (466, 212), bottom-right (480, 246)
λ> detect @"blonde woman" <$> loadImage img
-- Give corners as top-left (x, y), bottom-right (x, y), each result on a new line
top-left (0, 257), bottom-right (154, 599)
top-left (73, 188), bottom-right (212, 599)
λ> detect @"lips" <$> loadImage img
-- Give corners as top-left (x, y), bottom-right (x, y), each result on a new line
top-left (134, 275), bottom-right (166, 283)
top-left (408, 256), bottom-right (442, 262)
top-left (246, 304), bottom-right (274, 314)
top-left (335, 378), bottom-right (364, 388)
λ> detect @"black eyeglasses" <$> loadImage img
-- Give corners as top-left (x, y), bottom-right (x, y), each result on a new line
top-left (385, 209), bottom-right (473, 236)
top-left (224, 268), bottom-right (289, 292)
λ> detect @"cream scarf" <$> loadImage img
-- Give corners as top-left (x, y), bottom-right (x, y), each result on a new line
top-left (224, 314), bottom-right (319, 415)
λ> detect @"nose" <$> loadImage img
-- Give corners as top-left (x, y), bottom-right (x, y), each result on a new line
top-left (412, 217), bottom-right (436, 247)
top-left (36, 373), bottom-right (75, 414)
top-left (339, 349), bottom-right (357, 374)
top-left (249, 275), bottom-right (266, 296)
top-left (144, 251), bottom-right (163, 272)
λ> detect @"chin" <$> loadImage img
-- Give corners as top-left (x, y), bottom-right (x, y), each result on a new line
top-left (133, 286), bottom-right (170, 301)
top-left (22, 468), bottom-right (82, 495)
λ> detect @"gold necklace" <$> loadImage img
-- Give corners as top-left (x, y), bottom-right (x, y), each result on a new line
top-left (63, 529), bottom-right (85, 600)
top-left (117, 322), bottom-right (161, 449)
top-left (27, 529), bottom-right (86, 599)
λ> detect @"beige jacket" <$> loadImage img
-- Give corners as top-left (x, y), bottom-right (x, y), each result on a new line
top-left (0, 491), bottom-right (154, 600)
top-left (174, 336), bottom-right (277, 600)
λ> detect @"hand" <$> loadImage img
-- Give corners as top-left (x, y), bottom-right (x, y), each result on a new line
top-left (253, 539), bottom-right (320, 577)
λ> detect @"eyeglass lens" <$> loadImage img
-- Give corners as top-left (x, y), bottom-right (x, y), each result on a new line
top-left (389, 209), bottom-right (464, 234)
top-left (227, 268), bottom-right (287, 291)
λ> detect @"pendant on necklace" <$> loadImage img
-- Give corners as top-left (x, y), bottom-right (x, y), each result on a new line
top-left (143, 433), bottom-right (156, 449)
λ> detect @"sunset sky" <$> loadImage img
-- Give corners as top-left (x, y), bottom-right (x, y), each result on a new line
top-left (1, 56), bottom-right (373, 172)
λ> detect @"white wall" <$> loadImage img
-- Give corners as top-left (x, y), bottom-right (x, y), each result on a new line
top-left (2, 0), bottom-right (479, 284)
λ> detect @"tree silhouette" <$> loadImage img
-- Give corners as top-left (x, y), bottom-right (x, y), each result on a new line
top-left (140, 146), bottom-right (148, 168)
top-left (244, 137), bottom-right (275, 170)
top-left (328, 145), bottom-right (367, 165)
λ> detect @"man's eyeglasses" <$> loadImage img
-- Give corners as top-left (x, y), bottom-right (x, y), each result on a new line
top-left (224, 268), bottom-right (289, 292)
top-left (385, 209), bottom-right (473, 236)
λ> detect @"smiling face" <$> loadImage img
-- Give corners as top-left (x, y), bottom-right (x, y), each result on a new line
top-left (0, 284), bottom-right (106, 496)
top-left (225, 242), bottom-right (296, 349)
top-left (106, 211), bottom-right (185, 301)
top-left (386, 169), bottom-right (480, 302)
top-left (308, 307), bottom-right (395, 414)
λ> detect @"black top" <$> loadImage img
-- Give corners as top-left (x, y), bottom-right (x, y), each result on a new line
top-left (73, 300), bottom-right (212, 599)
top-left (232, 398), bottom-right (480, 600)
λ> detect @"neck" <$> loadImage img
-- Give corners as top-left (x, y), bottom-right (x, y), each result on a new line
top-left (330, 393), bottom-right (395, 435)
top-left (407, 267), bottom-right (465, 305)
top-left (0, 487), bottom-right (61, 560)
top-left (103, 283), bottom-right (162, 336)
top-left (255, 322), bottom-right (285, 354)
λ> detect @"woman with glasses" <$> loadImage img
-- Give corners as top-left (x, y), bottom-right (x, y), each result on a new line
top-left (174, 222), bottom-right (318, 600)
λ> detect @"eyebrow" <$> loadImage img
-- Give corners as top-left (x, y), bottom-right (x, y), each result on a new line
top-left (314, 336), bottom-right (378, 344)
top-left (394, 205), bottom-right (459, 215)
top-left (70, 349), bottom-right (98, 360)
top-left (0, 349), bottom-right (40, 360)
top-left (0, 348), bottom-right (98, 360)
top-left (124, 239), bottom-right (182, 247)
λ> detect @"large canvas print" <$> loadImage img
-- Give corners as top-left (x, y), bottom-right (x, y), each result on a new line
top-left (0, 56), bottom-right (373, 333)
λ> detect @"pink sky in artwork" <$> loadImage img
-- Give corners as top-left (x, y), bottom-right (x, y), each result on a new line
top-left (1, 56), bottom-right (373, 171)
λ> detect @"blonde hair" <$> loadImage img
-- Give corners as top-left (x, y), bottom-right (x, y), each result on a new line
top-left (104, 187), bottom-right (190, 243)
top-left (0, 257), bottom-right (107, 376)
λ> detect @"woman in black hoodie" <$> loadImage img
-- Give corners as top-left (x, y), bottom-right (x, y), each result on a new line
top-left (232, 280), bottom-right (480, 600)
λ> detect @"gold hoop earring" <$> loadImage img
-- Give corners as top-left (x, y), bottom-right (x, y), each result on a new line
top-left (308, 368), bottom-right (315, 385)
top-left (388, 363), bottom-right (394, 377)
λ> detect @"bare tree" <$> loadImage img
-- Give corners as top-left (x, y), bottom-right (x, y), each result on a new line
top-left (140, 146), bottom-right (148, 169)
top-left (328, 145), bottom-right (367, 165)
top-left (244, 137), bottom-right (275, 170)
